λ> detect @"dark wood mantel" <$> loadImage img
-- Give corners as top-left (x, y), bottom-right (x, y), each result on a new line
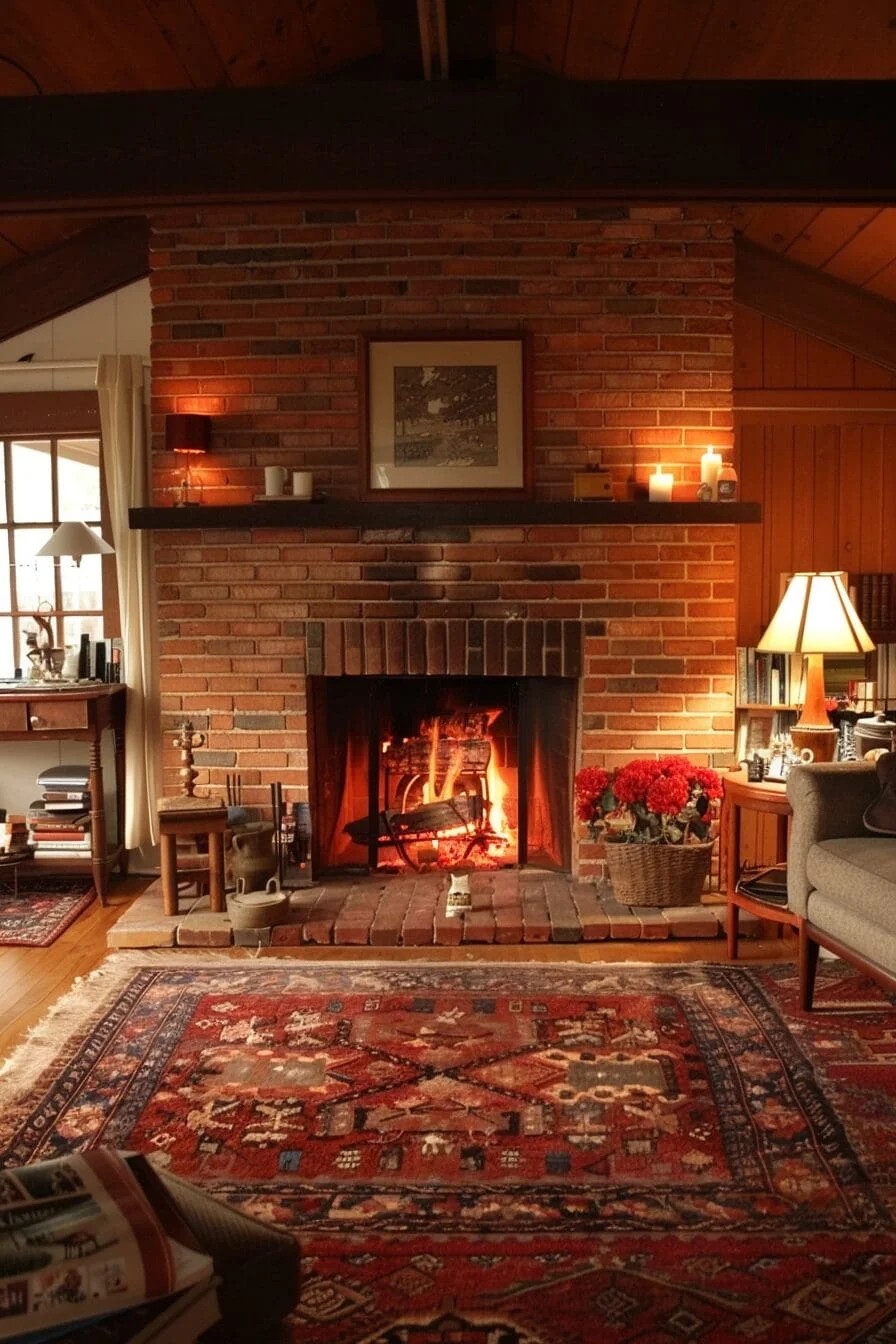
top-left (129, 500), bottom-right (760, 530)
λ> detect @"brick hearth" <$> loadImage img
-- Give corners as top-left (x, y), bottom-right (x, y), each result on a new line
top-left (107, 872), bottom-right (755, 950)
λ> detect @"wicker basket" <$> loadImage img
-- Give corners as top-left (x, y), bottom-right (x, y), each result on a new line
top-left (603, 840), bottom-right (714, 908)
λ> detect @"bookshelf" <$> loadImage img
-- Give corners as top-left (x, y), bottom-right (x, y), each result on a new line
top-left (851, 572), bottom-right (896, 707)
top-left (853, 571), bottom-right (895, 640)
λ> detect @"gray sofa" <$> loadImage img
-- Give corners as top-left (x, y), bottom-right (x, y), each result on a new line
top-left (786, 760), bottom-right (896, 1009)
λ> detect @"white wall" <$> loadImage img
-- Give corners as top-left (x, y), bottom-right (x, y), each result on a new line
top-left (0, 279), bottom-right (150, 390)
top-left (1, 281), bottom-right (152, 829)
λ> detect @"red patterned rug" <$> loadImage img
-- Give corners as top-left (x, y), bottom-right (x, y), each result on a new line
top-left (1, 955), bottom-right (896, 1342)
top-left (0, 875), bottom-right (95, 946)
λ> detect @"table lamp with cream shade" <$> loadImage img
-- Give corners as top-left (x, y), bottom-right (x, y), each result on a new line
top-left (756, 571), bottom-right (875, 762)
top-left (30, 523), bottom-right (114, 678)
top-left (36, 521), bottom-right (114, 567)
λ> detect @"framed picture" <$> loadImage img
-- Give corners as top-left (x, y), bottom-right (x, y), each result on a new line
top-left (361, 333), bottom-right (531, 498)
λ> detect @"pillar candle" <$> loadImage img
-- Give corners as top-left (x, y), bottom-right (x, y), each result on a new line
top-left (700, 446), bottom-right (722, 498)
top-left (648, 466), bottom-right (674, 502)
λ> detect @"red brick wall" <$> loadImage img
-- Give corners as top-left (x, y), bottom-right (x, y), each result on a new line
top-left (149, 202), bottom-right (737, 876)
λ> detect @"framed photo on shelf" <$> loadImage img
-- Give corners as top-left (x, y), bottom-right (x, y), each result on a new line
top-left (361, 333), bottom-right (531, 499)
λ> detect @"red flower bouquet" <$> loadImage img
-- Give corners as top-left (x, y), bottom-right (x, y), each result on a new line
top-left (574, 756), bottom-right (722, 845)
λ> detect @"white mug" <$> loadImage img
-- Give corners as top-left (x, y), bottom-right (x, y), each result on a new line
top-left (292, 470), bottom-right (313, 500)
top-left (264, 465), bottom-right (287, 497)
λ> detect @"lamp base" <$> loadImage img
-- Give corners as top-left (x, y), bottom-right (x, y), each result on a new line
top-left (791, 725), bottom-right (839, 763)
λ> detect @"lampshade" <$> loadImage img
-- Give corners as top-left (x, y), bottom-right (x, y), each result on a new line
top-left (36, 521), bottom-right (114, 567)
top-left (756, 572), bottom-right (874, 656)
top-left (165, 413), bottom-right (211, 455)
top-left (757, 572), bottom-right (874, 762)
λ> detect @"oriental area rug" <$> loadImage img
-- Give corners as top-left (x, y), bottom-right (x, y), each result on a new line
top-left (1, 956), bottom-right (896, 1343)
top-left (0, 876), bottom-right (95, 947)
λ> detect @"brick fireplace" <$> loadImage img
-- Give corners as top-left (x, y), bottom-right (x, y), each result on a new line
top-left (148, 201), bottom-right (738, 878)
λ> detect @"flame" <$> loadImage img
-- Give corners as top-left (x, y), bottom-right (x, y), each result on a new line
top-left (378, 706), bottom-right (518, 871)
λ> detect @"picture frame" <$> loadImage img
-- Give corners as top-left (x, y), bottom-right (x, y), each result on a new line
top-left (361, 333), bottom-right (532, 499)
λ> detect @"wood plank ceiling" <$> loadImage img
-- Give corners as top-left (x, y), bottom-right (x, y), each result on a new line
top-left (0, 0), bottom-right (895, 307)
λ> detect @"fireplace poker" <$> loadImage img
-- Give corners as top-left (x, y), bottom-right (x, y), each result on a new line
top-left (272, 782), bottom-right (284, 883)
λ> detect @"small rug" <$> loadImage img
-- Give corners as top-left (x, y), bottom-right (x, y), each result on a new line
top-left (2, 956), bottom-right (896, 1342)
top-left (0, 875), bottom-right (95, 947)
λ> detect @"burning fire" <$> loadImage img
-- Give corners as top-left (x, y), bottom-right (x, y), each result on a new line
top-left (381, 707), bottom-right (516, 870)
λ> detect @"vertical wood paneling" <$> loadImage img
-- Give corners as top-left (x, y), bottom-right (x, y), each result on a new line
top-left (811, 425), bottom-right (840, 565)
top-left (806, 338), bottom-right (853, 388)
top-left (735, 306), bottom-right (896, 642)
top-left (762, 320), bottom-right (797, 387)
top-left (838, 424), bottom-right (865, 570)
top-left (854, 355), bottom-right (896, 389)
top-left (735, 423), bottom-right (766, 644)
top-left (857, 426), bottom-right (885, 572)
top-left (733, 305), bottom-right (764, 386)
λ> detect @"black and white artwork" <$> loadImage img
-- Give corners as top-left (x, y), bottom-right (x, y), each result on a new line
top-left (393, 364), bottom-right (498, 468)
top-left (365, 336), bottom-right (528, 496)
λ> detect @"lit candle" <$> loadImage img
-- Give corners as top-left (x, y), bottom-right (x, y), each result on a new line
top-left (700, 446), bottom-right (722, 499)
top-left (648, 465), bottom-right (674, 502)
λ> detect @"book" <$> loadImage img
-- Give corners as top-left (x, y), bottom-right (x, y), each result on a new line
top-left (28, 805), bottom-right (90, 828)
top-left (31, 827), bottom-right (91, 838)
top-left (0, 1151), bottom-right (214, 1342)
top-left (31, 840), bottom-right (93, 852)
top-left (36, 766), bottom-right (90, 791)
top-left (28, 818), bottom-right (91, 833)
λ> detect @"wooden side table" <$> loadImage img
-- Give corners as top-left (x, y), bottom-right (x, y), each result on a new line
top-left (157, 796), bottom-right (227, 917)
top-left (0, 684), bottom-right (127, 905)
top-left (721, 769), bottom-right (798, 958)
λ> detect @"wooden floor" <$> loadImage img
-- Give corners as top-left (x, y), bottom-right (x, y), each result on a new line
top-left (0, 875), bottom-right (798, 1064)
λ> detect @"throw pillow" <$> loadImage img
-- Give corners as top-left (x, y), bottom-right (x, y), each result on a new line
top-left (863, 751), bottom-right (896, 835)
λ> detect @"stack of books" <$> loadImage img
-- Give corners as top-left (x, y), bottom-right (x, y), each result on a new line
top-left (27, 764), bottom-right (91, 856)
top-left (0, 812), bottom-right (30, 855)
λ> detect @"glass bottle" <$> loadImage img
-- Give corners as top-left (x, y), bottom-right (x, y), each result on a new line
top-left (716, 462), bottom-right (738, 501)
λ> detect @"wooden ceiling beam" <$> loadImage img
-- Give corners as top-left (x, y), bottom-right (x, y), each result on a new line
top-left (4, 81), bottom-right (896, 213)
top-left (734, 236), bottom-right (896, 375)
top-left (0, 216), bottom-right (148, 341)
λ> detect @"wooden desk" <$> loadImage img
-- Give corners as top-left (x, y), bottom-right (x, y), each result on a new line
top-left (721, 769), bottom-right (795, 957)
top-left (0, 684), bottom-right (127, 905)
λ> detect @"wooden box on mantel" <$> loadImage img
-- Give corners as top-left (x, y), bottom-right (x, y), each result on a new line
top-left (574, 470), bottom-right (614, 500)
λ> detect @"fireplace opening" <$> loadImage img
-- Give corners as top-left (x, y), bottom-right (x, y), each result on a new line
top-left (308, 676), bottom-right (576, 876)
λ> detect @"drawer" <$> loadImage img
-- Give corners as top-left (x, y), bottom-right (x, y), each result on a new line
top-left (0, 701), bottom-right (28, 731)
top-left (27, 699), bottom-right (89, 731)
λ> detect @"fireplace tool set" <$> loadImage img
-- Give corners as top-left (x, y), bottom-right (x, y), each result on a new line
top-left (271, 783), bottom-right (312, 886)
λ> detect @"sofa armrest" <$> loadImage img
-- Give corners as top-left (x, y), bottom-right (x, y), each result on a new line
top-left (785, 761), bottom-right (879, 915)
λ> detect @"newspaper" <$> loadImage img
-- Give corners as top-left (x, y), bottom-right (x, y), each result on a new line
top-left (0, 1151), bottom-right (213, 1341)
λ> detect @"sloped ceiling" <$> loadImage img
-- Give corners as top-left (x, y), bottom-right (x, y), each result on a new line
top-left (0, 0), bottom-right (895, 334)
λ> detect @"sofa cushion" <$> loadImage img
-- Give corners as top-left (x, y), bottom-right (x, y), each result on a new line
top-left (806, 837), bottom-right (896, 929)
top-left (863, 751), bottom-right (896, 835)
top-left (807, 885), bottom-right (896, 978)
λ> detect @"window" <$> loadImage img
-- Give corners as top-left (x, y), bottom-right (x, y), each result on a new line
top-left (0, 432), bottom-right (106, 679)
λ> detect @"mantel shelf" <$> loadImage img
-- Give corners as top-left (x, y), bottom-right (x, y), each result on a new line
top-left (129, 499), bottom-right (761, 530)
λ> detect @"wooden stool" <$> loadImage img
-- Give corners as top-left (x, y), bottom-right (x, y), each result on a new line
top-left (157, 796), bottom-right (227, 917)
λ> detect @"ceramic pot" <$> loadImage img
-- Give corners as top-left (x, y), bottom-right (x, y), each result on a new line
top-left (230, 821), bottom-right (277, 889)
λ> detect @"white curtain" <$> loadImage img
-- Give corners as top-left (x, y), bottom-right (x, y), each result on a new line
top-left (96, 355), bottom-right (160, 849)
